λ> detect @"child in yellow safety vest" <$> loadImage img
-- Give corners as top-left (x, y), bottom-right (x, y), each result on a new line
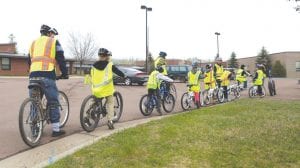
top-left (220, 70), bottom-right (233, 101)
top-left (147, 66), bottom-right (173, 115)
top-left (204, 64), bottom-right (216, 90)
top-left (187, 62), bottom-right (202, 105)
top-left (253, 64), bottom-right (266, 97)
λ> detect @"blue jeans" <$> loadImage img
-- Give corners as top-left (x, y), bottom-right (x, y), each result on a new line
top-left (29, 78), bottom-right (60, 123)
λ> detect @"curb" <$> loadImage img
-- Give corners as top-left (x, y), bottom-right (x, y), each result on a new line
top-left (0, 115), bottom-right (169, 168)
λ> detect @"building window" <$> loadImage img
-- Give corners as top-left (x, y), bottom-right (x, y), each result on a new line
top-left (296, 62), bottom-right (300, 71)
top-left (1, 58), bottom-right (11, 70)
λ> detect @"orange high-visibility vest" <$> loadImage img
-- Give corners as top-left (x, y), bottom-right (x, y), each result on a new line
top-left (30, 36), bottom-right (56, 72)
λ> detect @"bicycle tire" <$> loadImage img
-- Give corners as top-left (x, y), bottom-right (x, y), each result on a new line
top-left (170, 83), bottom-right (177, 100)
top-left (139, 94), bottom-right (153, 116)
top-left (248, 86), bottom-right (255, 98)
top-left (201, 90), bottom-right (210, 106)
top-left (112, 91), bottom-right (123, 122)
top-left (80, 95), bottom-right (100, 132)
top-left (217, 88), bottom-right (224, 103)
top-left (162, 93), bottom-right (175, 113)
top-left (19, 98), bottom-right (43, 147)
top-left (58, 91), bottom-right (69, 128)
top-left (180, 92), bottom-right (190, 111)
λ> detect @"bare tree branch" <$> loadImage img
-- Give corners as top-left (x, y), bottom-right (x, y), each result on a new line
top-left (68, 32), bottom-right (97, 74)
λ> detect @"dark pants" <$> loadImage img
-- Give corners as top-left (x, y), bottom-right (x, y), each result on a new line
top-left (148, 88), bottom-right (161, 109)
top-left (222, 86), bottom-right (228, 99)
top-left (257, 85), bottom-right (262, 95)
top-left (29, 78), bottom-right (60, 123)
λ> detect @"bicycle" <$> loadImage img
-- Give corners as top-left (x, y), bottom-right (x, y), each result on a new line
top-left (248, 84), bottom-right (266, 98)
top-left (161, 80), bottom-right (177, 100)
top-left (80, 91), bottom-right (123, 132)
top-left (139, 82), bottom-right (176, 116)
top-left (201, 84), bottom-right (224, 106)
top-left (267, 74), bottom-right (276, 96)
top-left (226, 84), bottom-right (241, 101)
top-left (19, 77), bottom-right (69, 147)
top-left (181, 84), bottom-right (201, 110)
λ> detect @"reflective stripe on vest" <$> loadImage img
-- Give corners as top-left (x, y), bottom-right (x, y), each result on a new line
top-left (30, 36), bottom-right (56, 72)
top-left (91, 62), bottom-right (114, 98)
top-left (221, 70), bottom-right (231, 86)
top-left (188, 71), bottom-right (201, 92)
top-left (147, 70), bottom-right (159, 89)
top-left (254, 70), bottom-right (264, 86)
top-left (236, 69), bottom-right (246, 82)
top-left (215, 64), bottom-right (223, 78)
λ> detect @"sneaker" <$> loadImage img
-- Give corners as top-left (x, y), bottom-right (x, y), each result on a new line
top-left (107, 120), bottom-right (114, 130)
top-left (52, 130), bottom-right (66, 137)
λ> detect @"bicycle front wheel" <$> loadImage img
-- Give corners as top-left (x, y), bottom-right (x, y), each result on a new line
top-left (112, 91), bottom-right (123, 122)
top-left (248, 86), bottom-right (255, 98)
top-left (80, 95), bottom-right (100, 132)
top-left (162, 94), bottom-right (175, 113)
top-left (19, 98), bottom-right (43, 147)
top-left (58, 91), bottom-right (69, 128)
top-left (139, 94), bottom-right (153, 116)
top-left (181, 92), bottom-right (190, 111)
top-left (217, 88), bottom-right (224, 103)
top-left (169, 83), bottom-right (177, 100)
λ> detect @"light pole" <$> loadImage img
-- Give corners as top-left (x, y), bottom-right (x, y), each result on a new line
top-left (141, 5), bottom-right (152, 73)
top-left (215, 32), bottom-right (221, 59)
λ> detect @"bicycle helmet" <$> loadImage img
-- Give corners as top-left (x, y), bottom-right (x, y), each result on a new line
top-left (159, 51), bottom-right (167, 58)
top-left (206, 64), bottom-right (212, 69)
top-left (240, 64), bottom-right (245, 69)
top-left (40, 24), bottom-right (51, 35)
top-left (98, 48), bottom-right (110, 56)
top-left (156, 65), bottom-right (164, 73)
top-left (192, 62), bottom-right (198, 68)
top-left (49, 28), bottom-right (58, 35)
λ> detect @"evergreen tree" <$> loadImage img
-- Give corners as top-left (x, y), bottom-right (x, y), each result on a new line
top-left (256, 47), bottom-right (272, 69)
top-left (228, 52), bottom-right (238, 68)
top-left (272, 60), bottom-right (286, 77)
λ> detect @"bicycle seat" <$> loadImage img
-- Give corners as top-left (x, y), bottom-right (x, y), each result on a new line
top-left (28, 80), bottom-right (44, 90)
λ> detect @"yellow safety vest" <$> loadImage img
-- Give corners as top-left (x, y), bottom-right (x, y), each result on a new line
top-left (204, 70), bottom-right (216, 90)
top-left (236, 69), bottom-right (246, 82)
top-left (221, 70), bottom-right (231, 86)
top-left (91, 62), bottom-right (114, 98)
top-left (254, 70), bottom-right (264, 86)
top-left (154, 57), bottom-right (167, 75)
top-left (147, 70), bottom-right (159, 89)
top-left (188, 71), bottom-right (201, 92)
top-left (29, 36), bottom-right (56, 72)
top-left (214, 64), bottom-right (224, 79)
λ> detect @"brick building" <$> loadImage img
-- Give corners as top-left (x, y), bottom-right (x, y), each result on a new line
top-left (235, 52), bottom-right (300, 78)
top-left (0, 43), bottom-right (76, 76)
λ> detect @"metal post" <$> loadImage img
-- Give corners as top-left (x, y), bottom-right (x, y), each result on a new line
top-left (215, 32), bottom-right (220, 59)
top-left (145, 10), bottom-right (148, 73)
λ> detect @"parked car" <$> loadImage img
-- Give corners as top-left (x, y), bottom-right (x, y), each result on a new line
top-left (167, 65), bottom-right (191, 82)
top-left (113, 67), bottom-right (148, 86)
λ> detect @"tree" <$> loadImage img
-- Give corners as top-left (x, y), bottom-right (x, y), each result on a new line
top-left (228, 52), bottom-right (238, 68)
top-left (68, 32), bottom-right (98, 75)
top-left (256, 47), bottom-right (272, 69)
top-left (272, 60), bottom-right (286, 77)
top-left (288, 0), bottom-right (300, 12)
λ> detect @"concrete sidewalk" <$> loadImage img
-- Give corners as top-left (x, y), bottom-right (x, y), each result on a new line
top-left (0, 116), bottom-right (167, 168)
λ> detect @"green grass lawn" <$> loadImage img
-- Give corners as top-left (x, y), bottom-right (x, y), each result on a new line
top-left (49, 99), bottom-right (300, 168)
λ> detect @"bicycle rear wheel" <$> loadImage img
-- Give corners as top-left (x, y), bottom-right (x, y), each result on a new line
top-left (248, 86), bottom-right (255, 98)
top-left (112, 91), bottom-right (123, 122)
top-left (180, 92), bottom-right (190, 111)
top-left (58, 91), bottom-right (69, 128)
top-left (80, 95), bottom-right (100, 132)
top-left (19, 98), bottom-right (43, 147)
top-left (217, 88), bottom-right (224, 103)
top-left (162, 94), bottom-right (175, 113)
top-left (139, 94), bottom-right (154, 116)
top-left (201, 90), bottom-right (210, 106)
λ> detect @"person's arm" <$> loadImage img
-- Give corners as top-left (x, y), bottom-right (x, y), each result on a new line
top-left (253, 72), bottom-right (258, 80)
top-left (112, 65), bottom-right (125, 77)
top-left (55, 40), bottom-right (68, 77)
top-left (157, 73), bottom-right (173, 82)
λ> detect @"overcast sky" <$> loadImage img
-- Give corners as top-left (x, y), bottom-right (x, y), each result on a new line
top-left (0, 0), bottom-right (299, 61)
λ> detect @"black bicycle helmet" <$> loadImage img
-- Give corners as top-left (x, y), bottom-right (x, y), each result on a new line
top-left (40, 24), bottom-right (51, 35)
top-left (240, 64), bottom-right (245, 69)
top-left (159, 51), bottom-right (167, 58)
top-left (206, 64), bottom-right (212, 69)
top-left (98, 48), bottom-right (110, 56)
top-left (49, 28), bottom-right (58, 35)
